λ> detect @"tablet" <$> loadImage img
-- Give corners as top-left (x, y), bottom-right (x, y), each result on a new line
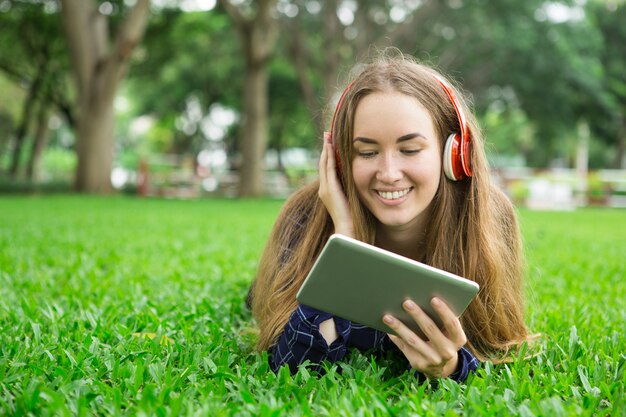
top-left (296, 234), bottom-right (479, 336)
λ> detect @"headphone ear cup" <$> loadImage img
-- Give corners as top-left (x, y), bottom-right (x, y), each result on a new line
top-left (460, 133), bottom-right (472, 178)
top-left (443, 133), bottom-right (461, 181)
top-left (444, 133), bottom-right (472, 181)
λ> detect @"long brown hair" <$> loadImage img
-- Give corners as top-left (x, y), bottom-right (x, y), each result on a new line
top-left (252, 53), bottom-right (531, 362)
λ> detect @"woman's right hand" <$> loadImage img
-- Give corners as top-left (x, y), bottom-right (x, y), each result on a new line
top-left (318, 132), bottom-right (354, 237)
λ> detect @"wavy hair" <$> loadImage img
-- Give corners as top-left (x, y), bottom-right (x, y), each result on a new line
top-left (251, 53), bottom-right (531, 362)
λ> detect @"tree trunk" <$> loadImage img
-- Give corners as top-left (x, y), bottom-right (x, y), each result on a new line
top-left (74, 98), bottom-right (115, 192)
top-left (26, 103), bottom-right (51, 181)
top-left (322, 0), bottom-right (341, 101)
top-left (218, 0), bottom-right (278, 197)
top-left (9, 68), bottom-right (43, 178)
top-left (614, 115), bottom-right (626, 169)
top-left (60, 0), bottom-right (150, 194)
top-left (8, 93), bottom-right (35, 179)
top-left (238, 59), bottom-right (268, 196)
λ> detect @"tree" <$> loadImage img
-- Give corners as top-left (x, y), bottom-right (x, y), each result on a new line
top-left (0, 0), bottom-right (70, 180)
top-left (60, 0), bottom-right (150, 193)
top-left (587, 1), bottom-right (626, 168)
top-left (127, 8), bottom-right (242, 157)
top-left (267, 56), bottom-right (317, 171)
top-left (284, 1), bottom-right (621, 168)
top-left (281, 0), bottom-right (445, 134)
top-left (217, 0), bottom-right (279, 197)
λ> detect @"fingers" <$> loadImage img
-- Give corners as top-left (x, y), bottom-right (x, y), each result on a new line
top-left (384, 298), bottom-right (468, 376)
top-left (324, 137), bottom-right (339, 185)
top-left (318, 137), bottom-right (328, 188)
top-left (319, 132), bottom-right (342, 196)
top-left (385, 315), bottom-right (441, 372)
top-left (318, 133), bottom-right (331, 177)
top-left (430, 297), bottom-right (467, 347)
top-left (318, 132), bottom-right (354, 237)
top-left (318, 132), bottom-right (329, 169)
top-left (384, 313), bottom-right (430, 353)
top-left (384, 307), bottom-right (441, 368)
top-left (397, 298), bottom-right (465, 349)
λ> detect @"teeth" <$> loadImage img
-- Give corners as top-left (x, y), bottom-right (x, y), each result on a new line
top-left (378, 188), bottom-right (410, 200)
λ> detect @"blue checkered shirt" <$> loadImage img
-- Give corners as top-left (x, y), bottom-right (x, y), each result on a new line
top-left (269, 304), bottom-right (479, 382)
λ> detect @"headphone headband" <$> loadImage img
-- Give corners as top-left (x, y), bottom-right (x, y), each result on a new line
top-left (431, 74), bottom-right (472, 179)
top-left (431, 75), bottom-right (469, 147)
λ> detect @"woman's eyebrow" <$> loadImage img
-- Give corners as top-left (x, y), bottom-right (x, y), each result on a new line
top-left (353, 133), bottom-right (427, 143)
top-left (397, 133), bottom-right (427, 143)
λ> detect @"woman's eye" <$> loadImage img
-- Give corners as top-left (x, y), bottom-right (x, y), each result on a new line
top-left (401, 149), bottom-right (421, 155)
top-left (357, 150), bottom-right (377, 158)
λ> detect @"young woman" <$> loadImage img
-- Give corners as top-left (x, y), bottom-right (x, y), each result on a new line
top-left (249, 54), bottom-right (531, 382)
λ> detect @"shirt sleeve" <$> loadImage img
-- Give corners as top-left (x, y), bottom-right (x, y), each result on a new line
top-left (447, 346), bottom-right (479, 382)
top-left (409, 346), bottom-right (478, 383)
top-left (269, 304), bottom-right (352, 374)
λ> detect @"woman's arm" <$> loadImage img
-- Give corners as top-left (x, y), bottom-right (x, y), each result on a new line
top-left (269, 305), bottom-right (352, 374)
top-left (319, 318), bottom-right (340, 345)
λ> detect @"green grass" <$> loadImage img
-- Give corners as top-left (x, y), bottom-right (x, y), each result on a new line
top-left (0, 196), bottom-right (624, 416)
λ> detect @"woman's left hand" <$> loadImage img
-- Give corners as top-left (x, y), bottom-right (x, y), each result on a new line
top-left (384, 297), bottom-right (468, 379)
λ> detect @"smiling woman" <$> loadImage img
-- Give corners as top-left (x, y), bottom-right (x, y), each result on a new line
top-left (248, 51), bottom-right (533, 382)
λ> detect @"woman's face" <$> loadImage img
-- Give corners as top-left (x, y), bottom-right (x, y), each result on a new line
top-left (351, 91), bottom-right (441, 233)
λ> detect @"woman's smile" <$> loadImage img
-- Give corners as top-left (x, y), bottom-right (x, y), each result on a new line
top-left (375, 187), bottom-right (414, 204)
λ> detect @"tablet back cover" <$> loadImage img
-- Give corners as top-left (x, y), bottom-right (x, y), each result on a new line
top-left (296, 234), bottom-right (479, 335)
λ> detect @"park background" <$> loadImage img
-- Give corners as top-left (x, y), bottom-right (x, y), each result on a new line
top-left (1, 0), bottom-right (625, 416)
top-left (0, 0), bottom-right (625, 203)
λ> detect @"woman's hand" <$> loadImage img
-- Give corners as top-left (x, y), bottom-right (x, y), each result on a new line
top-left (318, 132), bottom-right (354, 237)
top-left (384, 297), bottom-right (468, 379)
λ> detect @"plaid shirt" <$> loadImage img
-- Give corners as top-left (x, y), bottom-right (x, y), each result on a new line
top-left (269, 304), bottom-right (479, 382)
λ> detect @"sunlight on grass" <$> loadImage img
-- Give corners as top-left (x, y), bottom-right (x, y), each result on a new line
top-left (0, 196), bottom-right (624, 415)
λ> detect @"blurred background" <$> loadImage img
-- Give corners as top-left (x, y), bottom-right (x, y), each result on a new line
top-left (0, 0), bottom-right (625, 208)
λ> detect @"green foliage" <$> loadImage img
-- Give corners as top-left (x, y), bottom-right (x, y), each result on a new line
top-left (0, 73), bottom-right (24, 120)
top-left (2, 1), bottom-right (626, 179)
top-left (585, 1), bottom-right (626, 167)
top-left (0, 197), bottom-right (624, 415)
top-left (268, 56), bottom-right (319, 151)
top-left (40, 147), bottom-right (76, 181)
top-left (127, 9), bottom-right (242, 155)
top-left (0, 178), bottom-right (71, 193)
top-left (422, 0), bottom-right (610, 167)
top-left (482, 107), bottom-right (536, 164)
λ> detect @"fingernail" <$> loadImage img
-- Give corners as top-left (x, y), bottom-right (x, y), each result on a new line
top-left (404, 300), bottom-right (416, 311)
top-left (431, 297), bottom-right (441, 307)
top-left (383, 315), bottom-right (394, 324)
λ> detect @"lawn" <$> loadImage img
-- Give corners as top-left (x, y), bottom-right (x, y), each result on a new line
top-left (0, 196), bottom-right (624, 416)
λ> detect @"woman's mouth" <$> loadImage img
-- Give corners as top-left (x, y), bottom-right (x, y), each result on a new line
top-left (376, 187), bottom-right (412, 200)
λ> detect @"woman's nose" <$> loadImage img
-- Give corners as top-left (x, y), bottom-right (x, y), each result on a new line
top-left (376, 154), bottom-right (403, 183)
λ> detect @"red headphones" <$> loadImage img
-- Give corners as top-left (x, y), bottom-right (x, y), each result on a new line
top-left (330, 75), bottom-right (472, 182)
